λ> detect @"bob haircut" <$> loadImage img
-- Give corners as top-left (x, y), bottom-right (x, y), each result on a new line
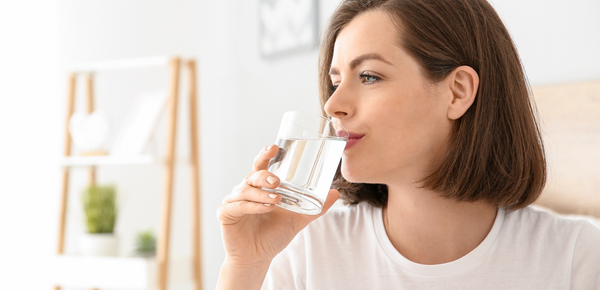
top-left (319, 0), bottom-right (546, 210)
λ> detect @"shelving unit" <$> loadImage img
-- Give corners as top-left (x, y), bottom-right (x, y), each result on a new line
top-left (54, 56), bottom-right (202, 290)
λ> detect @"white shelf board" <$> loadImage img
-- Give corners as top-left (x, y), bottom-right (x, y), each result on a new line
top-left (53, 255), bottom-right (155, 289)
top-left (52, 255), bottom-right (193, 289)
top-left (70, 56), bottom-right (171, 73)
top-left (60, 155), bottom-right (157, 168)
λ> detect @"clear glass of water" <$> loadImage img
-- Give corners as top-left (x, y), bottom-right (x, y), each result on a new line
top-left (265, 111), bottom-right (348, 215)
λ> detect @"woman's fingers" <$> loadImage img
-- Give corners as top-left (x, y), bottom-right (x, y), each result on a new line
top-left (218, 170), bottom-right (282, 224)
top-left (244, 169), bottom-right (280, 189)
top-left (218, 190), bottom-right (281, 224)
top-left (218, 200), bottom-right (277, 223)
top-left (253, 145), bottom-right (279, 171)
top-left (225, 173), bottom-right (281, 204)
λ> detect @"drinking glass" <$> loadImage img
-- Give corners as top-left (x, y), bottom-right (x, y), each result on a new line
top-left (265, 111), bottom-right (348, 215)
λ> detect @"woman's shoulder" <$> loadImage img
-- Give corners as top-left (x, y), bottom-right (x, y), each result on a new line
top-left (508, 206), bottom-right (600, 287)
top-left (501, 205), bottom-right (600, 250)
top-left (505, 206), bottom-right (600, 232)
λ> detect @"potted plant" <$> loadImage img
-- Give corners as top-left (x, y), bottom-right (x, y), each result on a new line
top-left (79, 184), bottom-right (119, 256)
top-left (134, 229), bottom-right (157, 258)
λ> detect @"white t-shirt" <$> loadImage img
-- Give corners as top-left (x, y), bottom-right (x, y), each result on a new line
top-left (262, 202), bottom-right (600, 289)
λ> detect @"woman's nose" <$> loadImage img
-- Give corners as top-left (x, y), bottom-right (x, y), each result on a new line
top-left (324, 86), bottom-right (351, 119)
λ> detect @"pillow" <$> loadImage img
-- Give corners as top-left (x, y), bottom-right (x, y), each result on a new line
top-left (532, 80), bottom-right (600, 218)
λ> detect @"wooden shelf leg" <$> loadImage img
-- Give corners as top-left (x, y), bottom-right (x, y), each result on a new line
top-left (55, 73), bottom-right (77, 290)
top-left (86, 74), bottom-right (96, 186)
top-left (84, 74), bottom-right (97, 290)
top-left (188, 60), bottom-right (202, 290)
top-left (157, 57), bottom-right (181, 290)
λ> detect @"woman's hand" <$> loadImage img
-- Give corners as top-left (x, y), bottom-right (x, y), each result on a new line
top-left (216, 145), bottom-right (339, 289)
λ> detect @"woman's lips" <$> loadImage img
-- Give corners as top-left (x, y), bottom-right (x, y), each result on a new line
top-left (344, 132), bottom-right (365, 150)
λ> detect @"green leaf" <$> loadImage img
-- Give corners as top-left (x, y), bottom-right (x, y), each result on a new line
top-left (135, 229), bottom-right (156, 257)
top-left (82, 184), bottom-right (117, 234)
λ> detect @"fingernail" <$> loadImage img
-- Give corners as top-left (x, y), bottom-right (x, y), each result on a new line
top-left (269, 194), bottom-right (278, 199)
top-left (264, 203), bottom-right (271, 207)
top-left (267, 176), bottom-right (277, 184)
top-left (266, 145), bottom-right (274, 151)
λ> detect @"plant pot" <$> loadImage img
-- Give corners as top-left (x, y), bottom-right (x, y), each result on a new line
top-left (79, 233), bottom-right (119, 256)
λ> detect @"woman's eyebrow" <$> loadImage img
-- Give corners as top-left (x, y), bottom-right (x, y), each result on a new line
top-left (350, 53), bottom-right (393, 70)
top-left (329, 53), bottom-right (393, 76)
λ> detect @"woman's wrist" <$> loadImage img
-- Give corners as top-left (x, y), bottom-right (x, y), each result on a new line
top-left (216, 258), bottom-right (273, 290)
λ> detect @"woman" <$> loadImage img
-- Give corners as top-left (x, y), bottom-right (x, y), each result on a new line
top-left (218, 0), bottom-right (600, 289)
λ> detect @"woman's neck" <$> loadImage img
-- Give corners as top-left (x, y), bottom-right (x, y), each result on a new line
top-left (382, 184), bottom-right (497, 265)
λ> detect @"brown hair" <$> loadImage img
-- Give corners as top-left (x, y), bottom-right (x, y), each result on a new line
top-left (319, 0), bottom-right (546, 210)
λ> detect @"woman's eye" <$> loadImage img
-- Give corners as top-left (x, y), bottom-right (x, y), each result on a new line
top-left (329, 83), bottom-right (338, 95)
top-left (360, 73), bottom-right (380, 84)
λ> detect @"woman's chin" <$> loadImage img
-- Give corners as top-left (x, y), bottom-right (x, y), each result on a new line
top-left (341, 165), bottom-right (372, 183)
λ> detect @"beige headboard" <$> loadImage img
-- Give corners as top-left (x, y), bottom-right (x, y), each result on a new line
top-left (532, 80), bottom-right (600, 218)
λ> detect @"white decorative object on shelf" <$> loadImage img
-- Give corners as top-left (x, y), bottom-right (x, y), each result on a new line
top-left (69, 110), bottom-right (111, 153)
top-left (111, 91), bottom-right (168, 155)
top-left (259, 0), bottom-right (318, 57)
top-left (79, 233), bottom-right (119, 256)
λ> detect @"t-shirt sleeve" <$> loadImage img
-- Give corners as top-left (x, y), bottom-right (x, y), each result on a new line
top-left (261, 230), bottom-right (307, 290)
top-left (570, 221), bottom-right (600, 289)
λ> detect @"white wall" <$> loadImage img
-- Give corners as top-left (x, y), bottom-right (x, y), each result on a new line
top-left (0, 1), bottom-right (62, 289)
top-left (0, 0), bottom-right (598, 290)
top-left (489, 0), bottom-right (600, 85)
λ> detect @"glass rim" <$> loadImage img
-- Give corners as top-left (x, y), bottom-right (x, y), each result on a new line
top-left (283, 110), bottom-right (349, 139)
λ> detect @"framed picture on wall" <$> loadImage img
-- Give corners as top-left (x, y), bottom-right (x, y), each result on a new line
top-left (259, 0), bottom-right (319, 58)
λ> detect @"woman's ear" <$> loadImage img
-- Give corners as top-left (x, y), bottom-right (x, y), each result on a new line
top-left (447, 66), bottom-right (479, 120)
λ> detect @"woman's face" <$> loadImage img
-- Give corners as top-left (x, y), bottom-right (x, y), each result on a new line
top-left (325, 9), bottom-right (454, 186)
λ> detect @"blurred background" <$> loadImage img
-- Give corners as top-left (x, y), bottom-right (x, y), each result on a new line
top-left (0, 0), bottom-right (599, 289)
